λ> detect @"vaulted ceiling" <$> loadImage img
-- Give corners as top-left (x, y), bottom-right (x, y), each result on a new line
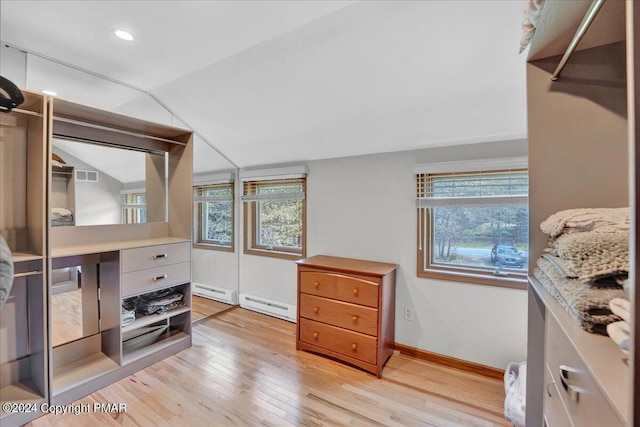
top-left (1, 0), bottom-right (527, 176)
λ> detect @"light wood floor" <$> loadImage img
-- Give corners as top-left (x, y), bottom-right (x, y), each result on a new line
top-left (28, 308), bottom-right (509, 427)
top-left (191, 295), bottom-right (234, 322)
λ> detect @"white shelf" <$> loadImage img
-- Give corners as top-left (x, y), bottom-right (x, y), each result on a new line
top-left (529, 277), bottom-right (630, 425)
top-left (122, 306), bottom-right (190, 333)
top-left (52, 352), bottom-right (119, 396)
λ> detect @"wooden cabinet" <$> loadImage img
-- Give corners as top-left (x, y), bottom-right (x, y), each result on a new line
top-left (296, 255), bottom-right (396, 378)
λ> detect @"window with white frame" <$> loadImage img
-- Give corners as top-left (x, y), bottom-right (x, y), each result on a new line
top-left (122, 191), bottom-right (146, 224)
top-left (242, 168), bottom-right (306, 260)
top-left (415, 157), bottom-right (528, 288)
top-left (193, 181), bottom-right (234, 251)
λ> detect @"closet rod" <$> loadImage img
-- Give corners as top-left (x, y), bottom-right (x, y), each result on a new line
top-left (14, 270), bottom-right (42, 278)
top-left (53, 116), bottom-right (187, 146)
top-left (550, 0), bottom-right (605, 81)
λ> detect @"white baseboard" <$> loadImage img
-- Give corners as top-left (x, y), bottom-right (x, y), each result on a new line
top-left (239, 293), bottom-right (296, 323)
top-left (192, 282), bottom-right (237, 305)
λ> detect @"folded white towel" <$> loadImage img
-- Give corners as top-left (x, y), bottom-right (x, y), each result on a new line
top-left (610, 298), bottom-right (631, 323)
top-left (606, 321), bottom-right (630, 353)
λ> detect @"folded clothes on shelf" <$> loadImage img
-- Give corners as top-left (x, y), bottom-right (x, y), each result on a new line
top-left (121, 306), bottom-right (136, 327)
top-left (133, 288), bottom-right (185, 315)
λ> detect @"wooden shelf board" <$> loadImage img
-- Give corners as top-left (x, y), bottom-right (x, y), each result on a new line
top-left (52, 352), bottom-right (119, 396)
top-left (52, 236), bottom-right (190, 258)
top-left (122, 307), bottom-right (190, 333)
top-left (0, 379), bottom-right (44, 405)
top-left (11, 252), bottom-right (44, 263)
top-left (529, 277), bottom-right (629, 425)
top-left (122, 331), bottom-right (189, 366)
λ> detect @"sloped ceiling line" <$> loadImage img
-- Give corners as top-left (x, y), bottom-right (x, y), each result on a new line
top-left (1, 41), bottom-right (239, 169)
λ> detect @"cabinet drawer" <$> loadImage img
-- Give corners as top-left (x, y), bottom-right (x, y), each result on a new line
top-left (122, 262), bottom-right (191, 297)
top-left (299, 318), bottom-right (377, 364)
top-left (545, 315), bottom-right (625, 427)
top-left (544, 363), bottom-right (575, 427)
top-left (299, 271), bottom-right (379, 308)
top-left (299, 294), bottom-right (378, 336)
top-left (121, 242), bottom-right (190, 273)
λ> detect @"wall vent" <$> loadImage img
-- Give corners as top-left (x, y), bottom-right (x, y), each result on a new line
top-left (76, 170), bottom-right (99, 182)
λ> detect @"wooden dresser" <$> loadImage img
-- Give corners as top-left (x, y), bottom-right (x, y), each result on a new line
top-left (295, 255), bottom-right (396, 378)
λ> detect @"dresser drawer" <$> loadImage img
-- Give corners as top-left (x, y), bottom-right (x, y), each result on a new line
top-left (545, 315), bottom-right (625, 427)
top-left (121, 242), bottom-right (190, 273)
top-left (122, 262), bottom-right (191, 297)
top-left (544, 363), bottom-right (575, 427)
top-left (299, 293), bottom-right (378, 336)
top-left (299, 271), bottom-right (379, 308)
top-left (299, 318), bottom-right (377, 364)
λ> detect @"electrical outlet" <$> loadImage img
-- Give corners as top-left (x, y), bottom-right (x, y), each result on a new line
top-left (404, 306), bottom-right (414, 321)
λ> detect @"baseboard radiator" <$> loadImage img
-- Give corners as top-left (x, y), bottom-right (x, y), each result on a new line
top-left (192, 282), bottom-right (237, 305)
top-left (239, 293), bottom-right (296, 323)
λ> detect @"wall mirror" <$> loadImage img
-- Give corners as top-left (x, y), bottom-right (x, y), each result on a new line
top-left (50, 264), bottom-right (99, 347)
top-left (1, 44), bottom-right (241, 317)
top-left (51, 138), bottom-right (168, 227)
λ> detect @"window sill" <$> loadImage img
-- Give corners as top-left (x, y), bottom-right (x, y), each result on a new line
top-left (193, 242), bottom-right (234, 253)
top-left (418, 268), bottom-right (527, 290)
top-left (244, 247), bottom-right (304, 261)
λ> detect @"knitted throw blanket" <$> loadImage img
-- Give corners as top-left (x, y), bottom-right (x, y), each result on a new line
top-left (540, 207), bottom-right (629, 238)
top-left (534, 257), bottom-right (625, 335)
top-left (551, 231), bottom-right (629, 284)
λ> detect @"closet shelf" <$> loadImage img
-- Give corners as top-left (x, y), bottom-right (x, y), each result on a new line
top-left (529, 277), bottom-right (629, 424)
top-left (122, 330), bottom-right (189, 366)
top-left (11, 252), bottom-right (44, 263)
top-left (0, 379), bottom-right (45, 405)
top-left (122, 306), bottom-right (190, 333)
top-left (52, 352), bottom-right (119, 396)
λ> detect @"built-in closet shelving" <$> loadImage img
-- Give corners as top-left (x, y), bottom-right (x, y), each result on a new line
top-left (525, 1), bottom-right (638, 426)
top-left (1, 89), bottom-right (194, 425)
top-left (0, 91), bottom-right (48, 426)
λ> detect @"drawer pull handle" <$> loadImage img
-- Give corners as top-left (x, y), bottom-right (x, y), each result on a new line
top-left (153, 253), bottom-right (168, 259)
top-left (352, 288), bottom-right (359, 295)
top-left (546, 381), bottom-right (556, 397)
top-left (153, 274), bottom-right (168, 281)
top-left (314, 281), bottom-right (320, 288)
top-left (313, 307), bottom-right (319, 313)
top-left (312, 332), bottom-right (319, 339)
top-left (559, 365), bottom-right (580, 403)
top-left (351, 343), bottom-right (357, 351)
top-left (352, 315), bottom-right (358, 321)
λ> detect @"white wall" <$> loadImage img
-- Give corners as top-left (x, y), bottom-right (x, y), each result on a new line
top-left (52, 147), bottom-right (122, 226)
top-left (237, 139), bottom-right (528, 368)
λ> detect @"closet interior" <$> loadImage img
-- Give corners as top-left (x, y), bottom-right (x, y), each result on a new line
top-left (0, 90), bottom-right (194, 425)
top-left (525, 1), bottom-right (637, 426)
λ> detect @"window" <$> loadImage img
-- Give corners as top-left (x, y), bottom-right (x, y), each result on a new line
top-left (415, 158), bottom-right (528, 288)
top-left (122, 192), bottom-right (146, 224)
top-left (193, 182), bottom-right (234, 251)
top-left (243, 177), bottom-right (306, 260)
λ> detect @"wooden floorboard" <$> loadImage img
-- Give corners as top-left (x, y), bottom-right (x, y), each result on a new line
top-left (27, 307), bottom-right (509, 427)
top-left (191, 295), bottom-right (234, 323)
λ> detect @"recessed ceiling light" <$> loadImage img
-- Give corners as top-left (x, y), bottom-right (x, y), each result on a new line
top-left (114, 29), bottom-right (134, 41)
top-left (42, 89), bottom-right (57, 96)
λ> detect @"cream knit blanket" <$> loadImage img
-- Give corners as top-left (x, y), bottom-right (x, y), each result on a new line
top-left (552, 231), bottom-right (629, 284)
top-left (540, 207), bottom-right (629, 238)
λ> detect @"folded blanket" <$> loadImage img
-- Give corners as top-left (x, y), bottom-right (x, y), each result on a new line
top-left (551, 231), bottom-right (628, 284)
top-left (541, 254), bottom-right (578, 278)
top-left (606, 321), bottom-right (630, 354)
top-left (51, 207), bottom-right (73, 217)
top-left (540, 207), bottom-right (629, 238)
top-left (610, 298), bottom-right (631, 323)
top-left (534, 257), bottom-right (625, 335)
